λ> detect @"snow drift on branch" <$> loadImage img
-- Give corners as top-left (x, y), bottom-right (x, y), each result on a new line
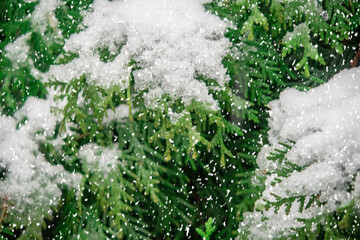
top-left (240, 67), bottom-right (360, 239)
top-left (48, 0), bottom-right (230, 109)
top-left (79, 144), bottom-right (121, 175)
top-left (0, 97), bottom-right (80, 233)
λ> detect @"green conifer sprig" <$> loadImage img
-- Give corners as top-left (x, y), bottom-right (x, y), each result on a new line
top-left (196, 217), bottom-right (216, 240)
top-left (0, 0), bottom-right (37, 49)
top-left (0, 0), bottom-right (95, 115)
top-left (2, 0), bottom-right (360, 239)
top-left (286, 199), bottom-right (360, 240)
top-left (282, 24), bottom-right (326, 77)
top-left (251, 140), bottom-right (360, 239)
top-left (54, 0), bottom-right (94, 39)
top-left (207, 0), bottom-right (360, 88)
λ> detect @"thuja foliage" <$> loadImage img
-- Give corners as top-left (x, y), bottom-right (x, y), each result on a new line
top-left (242, 140), bottom-right (360, 239)
top-left (196, 218), bottom-right (216, 240)
top-left (205, 0), bottom-right (360, 237)
top-left (0, 0), bottom-right (360, 239)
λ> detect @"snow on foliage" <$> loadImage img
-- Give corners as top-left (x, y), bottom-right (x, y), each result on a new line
top-left (103, 104), bottom-right (130, 124)
top-left (0, 0), bottom-right (81, 234)
top-left (1, 0), bottom-right (232, 235)
top-left (240, 67), bottom-right (360, 239)
top-left (5, 33), bottom-right (30, 66)
top-left (0, 96), bottom-right (80, 232)
top-left (30, 0), bottom-right (62, 34)
top-left (48, 0), bottom-right (231, 109)
top-left (79, 144), bottom-right (121, 175)
top-left (4, 0), bottom-right (62, 79)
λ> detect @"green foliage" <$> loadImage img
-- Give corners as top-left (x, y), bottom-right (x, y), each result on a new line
top-left (0, 0), bottom-right (90, 115)
top-left (1, 0), bottom-right (360, 239)
top-left (43, 71), bottom-right (245, 238)
top-left (240, 4), bottom-right (269, 40)
top-left (206, 0), bottom-right (360, 104)
top-left (282, 24), bottom-right (326, 77)
top-left (250, 141), bottom-right (360, 240)
top-left (55, 0), bottom-right (94, 38)
top-left (203, 2), bottom-right (360, 237)
top-left (0, 0), bottom-right (36, 48)
top-left (0, 57), bottom-right (46, 115)
top-left (196, 218), bottom-right (216, 240)
top-left (47, 75), bottom-right (123, 142)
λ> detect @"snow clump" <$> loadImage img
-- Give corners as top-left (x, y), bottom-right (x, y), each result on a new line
top-left (0, 96), bottom-right (80, 235)
top-left (48, 0), bottom-right (231, 109)
top-left (239, 67), bottom-right (360, 239)
top-left (79, 144), bottom-right (121, 175)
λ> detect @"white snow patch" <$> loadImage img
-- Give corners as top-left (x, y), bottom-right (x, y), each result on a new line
top-left (240, 67), bottom-right (360, 239)
top-left (79, 144), bottom-right (121, 175)
top-left (103, 104), bottom-right (130, 124)
top-left (48, 0), bottom-right (231, 110)
top-left (31, 0), bottom-right (62, 34)
top-left (5, 33), bottom-right (31, 66)
top-left (0, 97), bottom-right (80, 228)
